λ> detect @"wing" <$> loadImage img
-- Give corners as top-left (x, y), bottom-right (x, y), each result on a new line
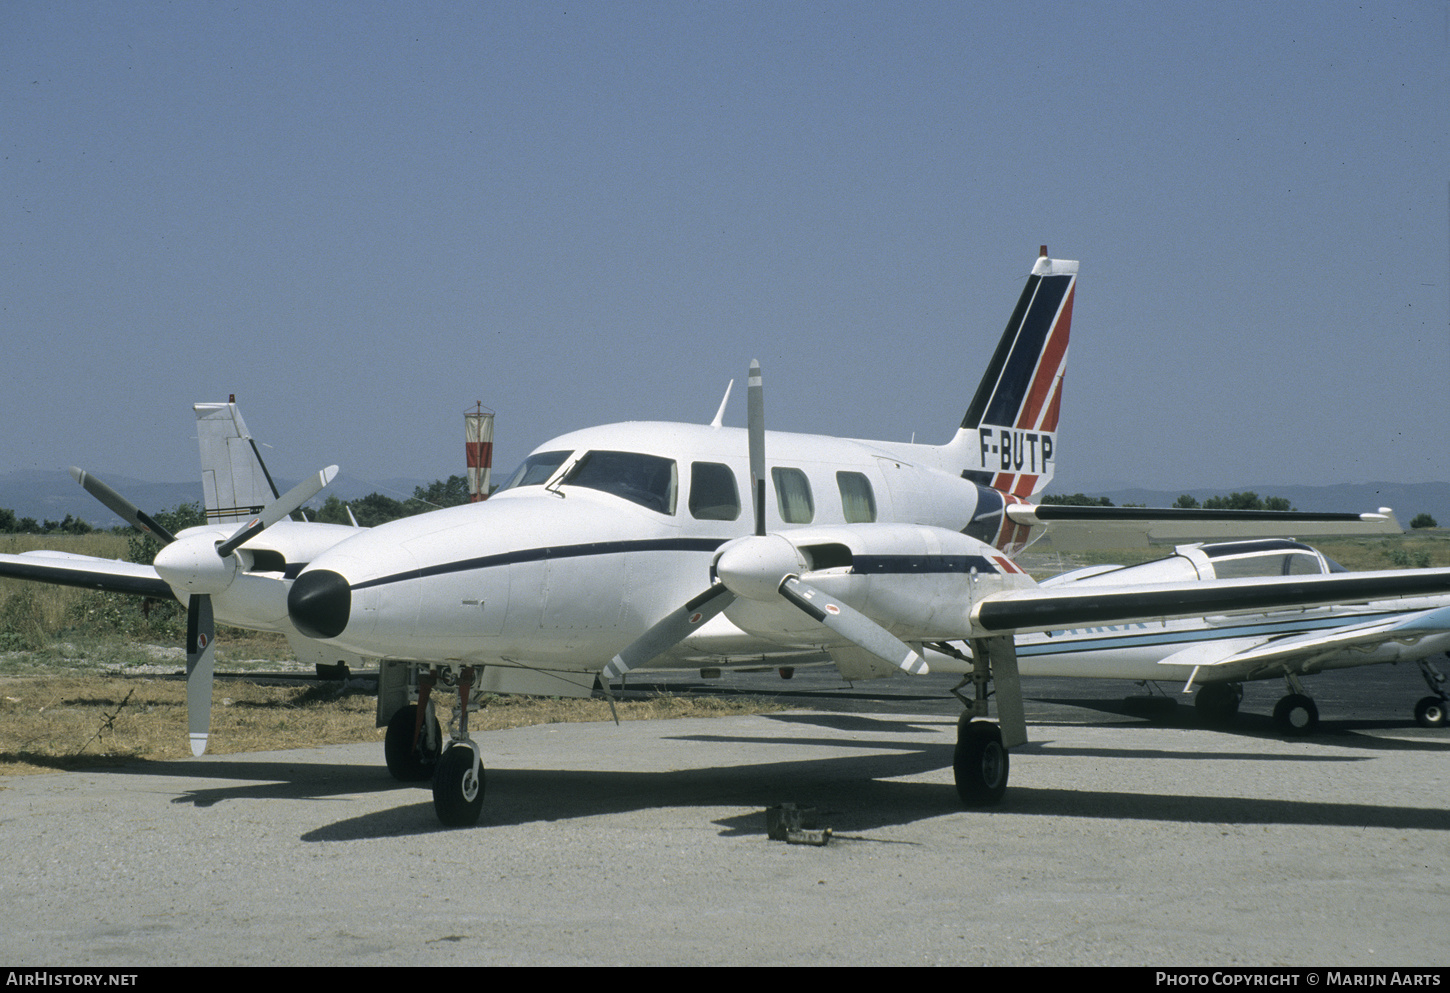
top-left (973, 568), bottom-right (1450, 635)
top-left (1158, 603), bottom-right (1450, 681)
top-left (1006, 504), bottom-right (1402, 550)
top-left (0, 551), bottom-right (173, 599)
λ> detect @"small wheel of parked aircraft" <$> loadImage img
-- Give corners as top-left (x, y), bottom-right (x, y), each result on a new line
top-left (1414, 695), bottom-right (1448, 729)
top-left (1194, 682), bottom-right (1242, 727)
top-left (384, 704), bottom-right (441, 782)
top-left (1272, 693), bottom-right (1319, 736)
top-left (954, 718), bottom-right (1008, 806)
top-left (433, 743), bottom-right (485, 828)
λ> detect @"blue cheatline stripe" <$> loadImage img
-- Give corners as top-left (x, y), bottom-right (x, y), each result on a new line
top-left (1016, 608), bottom-right (1403, 658)
top-left (349, 537), bottom-right (730, 591)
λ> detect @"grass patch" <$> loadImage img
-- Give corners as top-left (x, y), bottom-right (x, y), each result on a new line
top-left (0, 675), bottom-right (779, 777)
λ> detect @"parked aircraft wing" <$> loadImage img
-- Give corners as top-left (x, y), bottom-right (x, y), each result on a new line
top-left (0, 551), bottom-right (172, 599)
top-left (972, 568), bottom-right (1450, 635)
top-left (1158, 604), bottom-right (1450, 680)
top-left (1005, 504), bottom-right (1401, 551)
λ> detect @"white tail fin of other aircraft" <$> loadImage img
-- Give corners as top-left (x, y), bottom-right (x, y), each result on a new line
top-left (946, 249), bottom-right (1076, 501)
top-left (194, 400), bottom-right (282, 524)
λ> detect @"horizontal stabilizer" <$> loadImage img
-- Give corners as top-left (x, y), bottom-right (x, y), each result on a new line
top-left (1006, 505), bottom-right (1402, 551)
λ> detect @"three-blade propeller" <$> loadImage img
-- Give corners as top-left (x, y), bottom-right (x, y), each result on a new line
top-left (72, 464), bottom-right (337, 756)
top-left (601, 362), bottom-right (926, 685)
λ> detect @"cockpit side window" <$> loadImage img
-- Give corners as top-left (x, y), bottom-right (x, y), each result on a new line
top-left (689, 462), bottom-right (740, 521)
top-left (563, 450), bottom-right (678, 515)
top-left (497, 450), bottom-right (571, 491)
top-left (772, 467), bottom-right (814, 524)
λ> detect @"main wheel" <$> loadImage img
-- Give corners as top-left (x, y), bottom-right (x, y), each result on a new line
top-left (433, 744), bottom-right (485, 828)
top-left (384, 704), bottom-right (441, 782)
top-left (1195, 683), bottom-right (1242, 727)
top-left (1273, 693), bottom-right (1319, 736)
top-left (1414, 695), bottom-right (1447, 728)
top-left (954, 719), bottom-right (1008, 806)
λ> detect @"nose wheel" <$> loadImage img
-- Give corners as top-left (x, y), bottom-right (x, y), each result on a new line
top-left (433, 743), bottom-right (485, 827)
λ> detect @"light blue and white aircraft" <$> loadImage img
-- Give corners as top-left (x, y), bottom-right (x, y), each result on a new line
top-left (5, 250), bottom-right (1445, 828)
top-left (1005, 538), bottom-right (1450, 734)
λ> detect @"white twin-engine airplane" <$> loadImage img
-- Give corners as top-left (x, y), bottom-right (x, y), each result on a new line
top-left (6, 250), bottom-right (1449, 829)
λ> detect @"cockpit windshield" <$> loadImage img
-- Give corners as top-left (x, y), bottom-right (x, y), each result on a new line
top-left (497, 450), bottom-right (572, 491)
top-left (561, 450), bottom-right (678, 515)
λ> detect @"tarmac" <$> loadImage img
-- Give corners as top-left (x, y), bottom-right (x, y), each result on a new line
top-left (2, 683), bottom-right (1448, 967)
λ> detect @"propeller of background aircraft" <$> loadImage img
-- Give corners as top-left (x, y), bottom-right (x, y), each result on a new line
top-left (602, 361), bottom-right (927, 684)
top-left (71, 464), bottom-right (337, 755)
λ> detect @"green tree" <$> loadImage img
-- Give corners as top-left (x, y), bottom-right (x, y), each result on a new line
top-left (1173, 494), bottom-right (1200, 509)
top-left (1410, 513), bottom-right (1438, 529)
top-left (1039, 493), bottom-right (1114, 507)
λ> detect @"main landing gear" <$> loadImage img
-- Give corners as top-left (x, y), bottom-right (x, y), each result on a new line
top-left (943, 637), bottom-right (1025, 806)
top-left (1414, 658), bottom-right (1448, 729)
top-left (1194, 682), bottom-right (1242, 727)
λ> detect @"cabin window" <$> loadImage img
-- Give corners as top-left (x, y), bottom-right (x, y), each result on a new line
top-left (497, 450), bottom-right (571, 491)
top-left (689, 462), bottom-right (740, 521)
top-left (836, 471), bottom-right (877, 523)
top-left (562, 450), bottom-right (678, 515)
top-left (771, 467), bottom-right (814, 524)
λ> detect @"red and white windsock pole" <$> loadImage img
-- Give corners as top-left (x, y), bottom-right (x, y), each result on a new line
top-left (465, 402), bottom-right (495, 502)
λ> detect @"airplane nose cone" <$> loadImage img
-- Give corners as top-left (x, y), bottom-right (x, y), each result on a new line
top-left (288, 569), bottom-right (351, 639)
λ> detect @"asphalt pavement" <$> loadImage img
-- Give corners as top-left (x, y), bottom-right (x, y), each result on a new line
top-left (2, 664), bottom-right (1447, 967)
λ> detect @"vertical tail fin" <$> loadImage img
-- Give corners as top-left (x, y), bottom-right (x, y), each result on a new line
top-left (949, 250), bottom-right (1077, 498)
top-left (194, 400), bottom-right (281, 524)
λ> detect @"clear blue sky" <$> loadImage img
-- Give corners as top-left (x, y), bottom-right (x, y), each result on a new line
top-left (5, 1), bottom-right (1447, 497)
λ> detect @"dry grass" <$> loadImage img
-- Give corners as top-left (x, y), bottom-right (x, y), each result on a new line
top-left (0, 674), bottom-right (778, 778)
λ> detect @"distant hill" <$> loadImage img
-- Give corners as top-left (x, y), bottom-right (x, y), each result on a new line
top-left (0, 469), bottom-right (429, 529)
top-left (1052, 481), bottom-right (1450, 528)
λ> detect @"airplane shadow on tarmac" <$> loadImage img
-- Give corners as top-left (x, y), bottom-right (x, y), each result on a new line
top-left (66, 711), bottom-right (1450, 842)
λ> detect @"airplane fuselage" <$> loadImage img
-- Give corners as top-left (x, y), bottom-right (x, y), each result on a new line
top-left (284, 420), bottom-right (1030, 671)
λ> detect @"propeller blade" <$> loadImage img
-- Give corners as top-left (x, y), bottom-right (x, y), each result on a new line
top-left (216, 465), bottom-right (338, 558)
top-left (602, 583), bottom-right (736, 683)
top-left (69, 467), bottom-right (178, 545)
top-left (747, 360), bottom-right (766, 537)
top-left (186, 593), bottom-right (216, 757)
top-left (779, 576), bottom-right (929, 676)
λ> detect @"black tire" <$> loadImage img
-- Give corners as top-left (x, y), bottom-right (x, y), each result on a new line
top-left (954, 719), bottom-right (1008, 806)
top-left (1273, 693), bottom-right (1319, 736)
top-left (1414, 696), bottom-right (1448, 729)
top-left (384, 704), bottom-right (440, 782)
top-left (433, 744), bottom-right (485, 828)
top-left (1195, 683), bottom-right (1242, 727)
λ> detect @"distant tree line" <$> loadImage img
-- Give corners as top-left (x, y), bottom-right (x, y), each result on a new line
top-left (0, 474), bottom-right (477, 537)
top-left (0, 508), bottom-right (97, 535)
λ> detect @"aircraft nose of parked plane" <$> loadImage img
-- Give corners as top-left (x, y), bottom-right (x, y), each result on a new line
top-left (288, 569), bottom-right (351, 639)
